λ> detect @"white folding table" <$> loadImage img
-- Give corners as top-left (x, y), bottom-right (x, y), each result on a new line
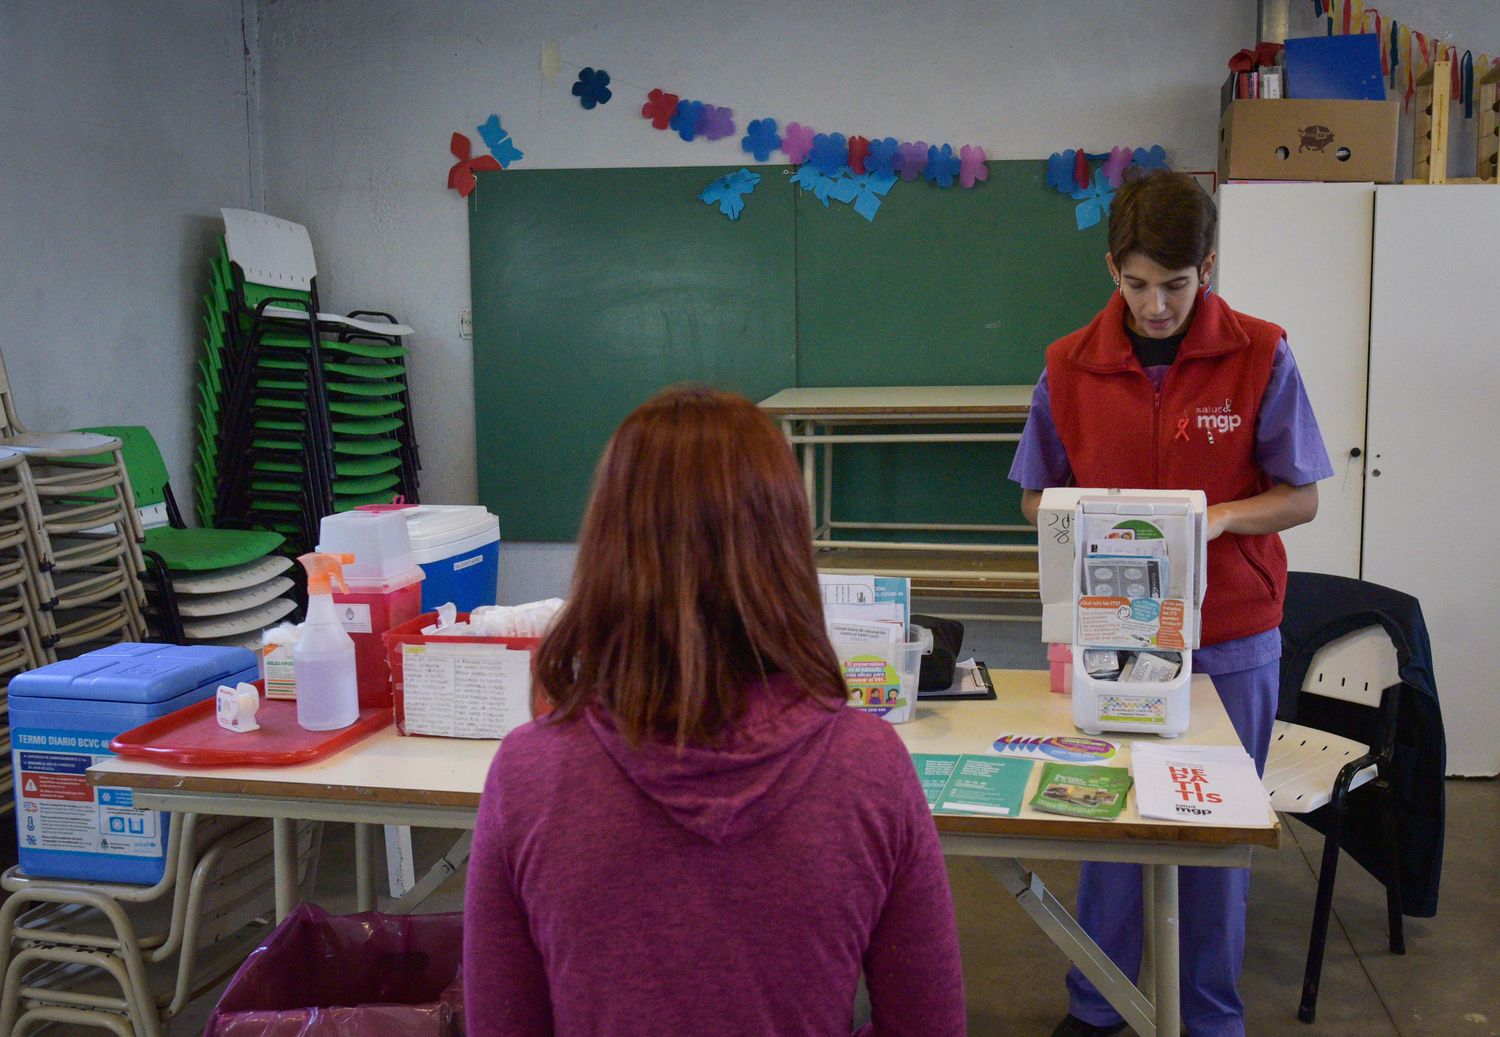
top-left (89, 670), bottom-right (1277, 1037)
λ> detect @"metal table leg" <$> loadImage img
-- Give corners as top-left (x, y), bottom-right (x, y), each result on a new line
top-left (354, 822), bottom-right (376, 911)
top-left (273, 816), bottom-right (296, 921)
top-left (1148, 863), bottom-right (1181, 1037)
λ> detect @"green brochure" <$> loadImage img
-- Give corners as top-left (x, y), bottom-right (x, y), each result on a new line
top-left (1030, 763), bottom-right (1133, 820)
top-left (930, 755), bottom-right (1035, 817)
top-left (911, 753), bottom-right (962, 810)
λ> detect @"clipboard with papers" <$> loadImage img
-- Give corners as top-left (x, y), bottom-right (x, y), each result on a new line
top-left (918, 659), bottom-right (997, 701)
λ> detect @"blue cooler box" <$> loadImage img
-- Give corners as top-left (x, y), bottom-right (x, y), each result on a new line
top-left (402, 505), bottom-right (501, 613)
top-left (9, 642), bottom-right (258, 883)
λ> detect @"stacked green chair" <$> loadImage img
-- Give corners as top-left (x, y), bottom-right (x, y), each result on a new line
top-left (82, 427), bottom-right (296, 650)
top-left (194, 210), bottom-right (421, 555)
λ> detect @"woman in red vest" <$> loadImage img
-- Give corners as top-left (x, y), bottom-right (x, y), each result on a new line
top-left (1010, 171), bottom-right (1333, 1037)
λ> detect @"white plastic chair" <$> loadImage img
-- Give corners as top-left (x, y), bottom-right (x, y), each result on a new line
top-left (0, 814), bottom-right (321, 1037)
top-left (219, 209), bottom-right (413, 339)
top-left (1263, 624), bottom-right (1405, 1024)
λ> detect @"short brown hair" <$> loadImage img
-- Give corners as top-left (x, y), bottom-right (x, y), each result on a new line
top-left (534, 385), bottom-right (847, 747)
top-left (1108, 170), bottom-right (1216, 270)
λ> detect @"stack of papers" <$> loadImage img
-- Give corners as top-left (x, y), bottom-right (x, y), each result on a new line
top-left (912, 753), bottom-right (1034, 817)
top-left (1131, 742), bottom-right (1272, 826)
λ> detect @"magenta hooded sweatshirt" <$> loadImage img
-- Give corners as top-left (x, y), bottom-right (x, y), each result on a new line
top-left (463, 675), bottom-right (966, 1037)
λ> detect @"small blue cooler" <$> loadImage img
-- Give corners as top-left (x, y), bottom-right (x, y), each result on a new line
top-left (402, 505), bottom-right (501, 613)
top-left (9, 642), bottom-right (258, 883)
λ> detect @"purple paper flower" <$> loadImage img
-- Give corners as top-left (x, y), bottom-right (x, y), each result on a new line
top-left (1101, 146), bottom-right (1134, 188)
top-left (670, 100), bottom-right (705, 142)
top-left (808, 133), bottom-right (849, 176)
top-left (865, 137), bottom-right (901, 176)
top-left (895, 141), bottom-right (928, 182)
top-left (699, 104), bottom-right (736, 141)
top-left (1046, 150), bottom-right (1078, 193)
top-left (959, 145), bottom-right (988, 189)
top-left (742, 118), bottom-right (781, 162)
top-left (571, 67), bottom-right (612, 109)
top-left (924, 144), bottom-right (961, 188)
top-left (782, 122), bottom-right (816, 164)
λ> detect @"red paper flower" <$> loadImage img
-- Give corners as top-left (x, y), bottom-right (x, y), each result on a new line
top-left (447, 132), bottom-right (500, 198)
top-left (847, 135), bottom-right (871, 175)
top-left (642, 88), bottom-right (680, 130)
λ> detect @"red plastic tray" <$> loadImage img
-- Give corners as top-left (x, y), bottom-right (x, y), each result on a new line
top-left (109, 681), bottom-right (392, 768)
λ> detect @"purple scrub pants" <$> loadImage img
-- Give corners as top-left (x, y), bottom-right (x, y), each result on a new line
top-left (1065, 659), bottom-right (1279, 1037)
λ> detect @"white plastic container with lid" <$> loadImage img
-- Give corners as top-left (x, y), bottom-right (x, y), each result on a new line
top-left (400, 505), bottom-right (502, 613)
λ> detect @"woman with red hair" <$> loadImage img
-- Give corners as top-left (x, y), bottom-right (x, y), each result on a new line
top-left (464, 385), bottom-right (966, 1037)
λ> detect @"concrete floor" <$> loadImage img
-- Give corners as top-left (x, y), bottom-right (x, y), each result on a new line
top-left (136, 616), bottom-right (1500, 1034)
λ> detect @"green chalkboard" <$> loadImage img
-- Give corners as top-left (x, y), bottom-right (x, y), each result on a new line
top-left (793, 162), bottom-right (1111, 531)
top-left (469, 162), bottom-right (1112, 541)
top-left (470, 166), bottom-right (797, 540)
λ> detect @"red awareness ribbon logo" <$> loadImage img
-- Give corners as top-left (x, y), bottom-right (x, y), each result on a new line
top-left (1174, 417), bottom-right (1190, 441)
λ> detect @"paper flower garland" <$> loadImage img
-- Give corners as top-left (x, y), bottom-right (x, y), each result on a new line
top-left (782, 122), bottom-right (816, 164)
top-left (1045, 145), bottom-right (1171, 229)
top-left (642, 88), bottom-right (679, 129)
top-left (865, 137), bottom-right (901, 176)
top-left (924, 144), bottom-right (961, 188)
top-left (847, 135), bottom-right (871, 175)
top-left (959, 145), bottom-right (988, 188)
top-left (700, 168), bottom-right (761, 220)
top-left (699, 104), bottom-right (736, 141)
top-left (895, 141), bottom-right (928, 182)
top-left (789, 165), bottom-right (896, 222)
top-left (808, 133), bottom-right (849, 176)
top-left (670, 100), bottom-right (706, 142)
top-left (446, 132), bottom-right (500, 198)
top-left (477, 115), bottom-right (523, 168)
top-left (1071, 170), bottom-right (1116, 231)
top-left (741, 118), bottom-right (781, 161)
top-left (572, 67), bottom-right (612, 109)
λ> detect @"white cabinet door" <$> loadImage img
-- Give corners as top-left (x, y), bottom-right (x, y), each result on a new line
top-left (1364, 184), bottom-right (1500, 777)
top-left (1216, 183), bottom-right (1373, 578)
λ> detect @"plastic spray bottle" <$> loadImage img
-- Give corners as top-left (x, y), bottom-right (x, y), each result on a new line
top-left (294, 552), bottom-right (360, 731)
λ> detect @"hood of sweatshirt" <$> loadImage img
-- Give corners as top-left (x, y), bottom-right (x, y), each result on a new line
top-left (585, 674), bottom-right (842, 846)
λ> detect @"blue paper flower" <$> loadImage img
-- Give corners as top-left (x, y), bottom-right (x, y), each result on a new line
top-left (571, 67), bottom-right (612, 109)
top-left (670, 99), bottom-right (704, 142)
top-left (741, 118), bottom-right (782, 162)
top-left (836, 170), bottom-right (897, 221)
top-left (1131, 145), bottom-right (1169, 172)
top-left (1071, 170), bottom-right (1116, 231)
top-left (790, 164), bottom-right (838, 205)
top-left (865, 137), bottom-right (901, 177)
top-left (808, 133), bottom-right (849, 177)
top-left (1046, 150), bottom-right (1079, 193)
top-left (699, 168), bottom-right (762, 221)
top-left (476, 115), bottom-right (523, 168)
top-left (924, 144), bottom-right (961, 188)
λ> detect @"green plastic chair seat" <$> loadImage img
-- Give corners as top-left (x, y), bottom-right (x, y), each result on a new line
top-left (331, 417), bottom-right (405, 436)
top-left (144, 526), bottom-right (285, 573)
top-left (325, 380), bottom-right (403, 398)
top-left (330, 399), bottom-right (403, 417)
top-left (333, 473), bottom-right (401, 497)
top-left (332, 455), bottom-right (402, 478)
top-left (333, 437), bottom-right (401, 456)
top-left (324, 361), bottom-right (406, 380)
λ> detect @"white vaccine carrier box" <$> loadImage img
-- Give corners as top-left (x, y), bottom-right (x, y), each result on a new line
top-left (1060, 491), bottom-right (1206, 739)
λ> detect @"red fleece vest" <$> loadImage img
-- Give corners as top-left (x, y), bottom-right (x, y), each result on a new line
top-left (1047, 292), bottom-right (1288, 645)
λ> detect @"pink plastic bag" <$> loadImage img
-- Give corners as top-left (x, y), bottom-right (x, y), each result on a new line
top-left (205, 903), bottom-right (463, 1037)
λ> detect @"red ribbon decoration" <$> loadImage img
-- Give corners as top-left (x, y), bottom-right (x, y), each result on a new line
top-left (1175, 417), bottom-right (1191, 441)
top-left (447, 132), bottom-right (500, 198)
top-left (1074, 149), bottom-right (1090, 191)
top-left (847, 135), bottom-right (871, 175)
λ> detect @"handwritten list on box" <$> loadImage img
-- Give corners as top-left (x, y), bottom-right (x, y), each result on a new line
top-left (400, 643), bottom-right (531, 738)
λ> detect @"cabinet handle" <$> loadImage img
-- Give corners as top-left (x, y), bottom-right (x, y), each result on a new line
top-left (1349, 447), bottom-right (1362, 458)
top-left (1371, 468), bottom-right (1382, 477)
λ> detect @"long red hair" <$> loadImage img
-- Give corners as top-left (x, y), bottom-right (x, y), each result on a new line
top-left (534, 385), bottom-right (846, 746)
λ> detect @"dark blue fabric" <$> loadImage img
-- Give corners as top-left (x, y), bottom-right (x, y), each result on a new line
top-left (1277, 570), bottom-right (1445, 917)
